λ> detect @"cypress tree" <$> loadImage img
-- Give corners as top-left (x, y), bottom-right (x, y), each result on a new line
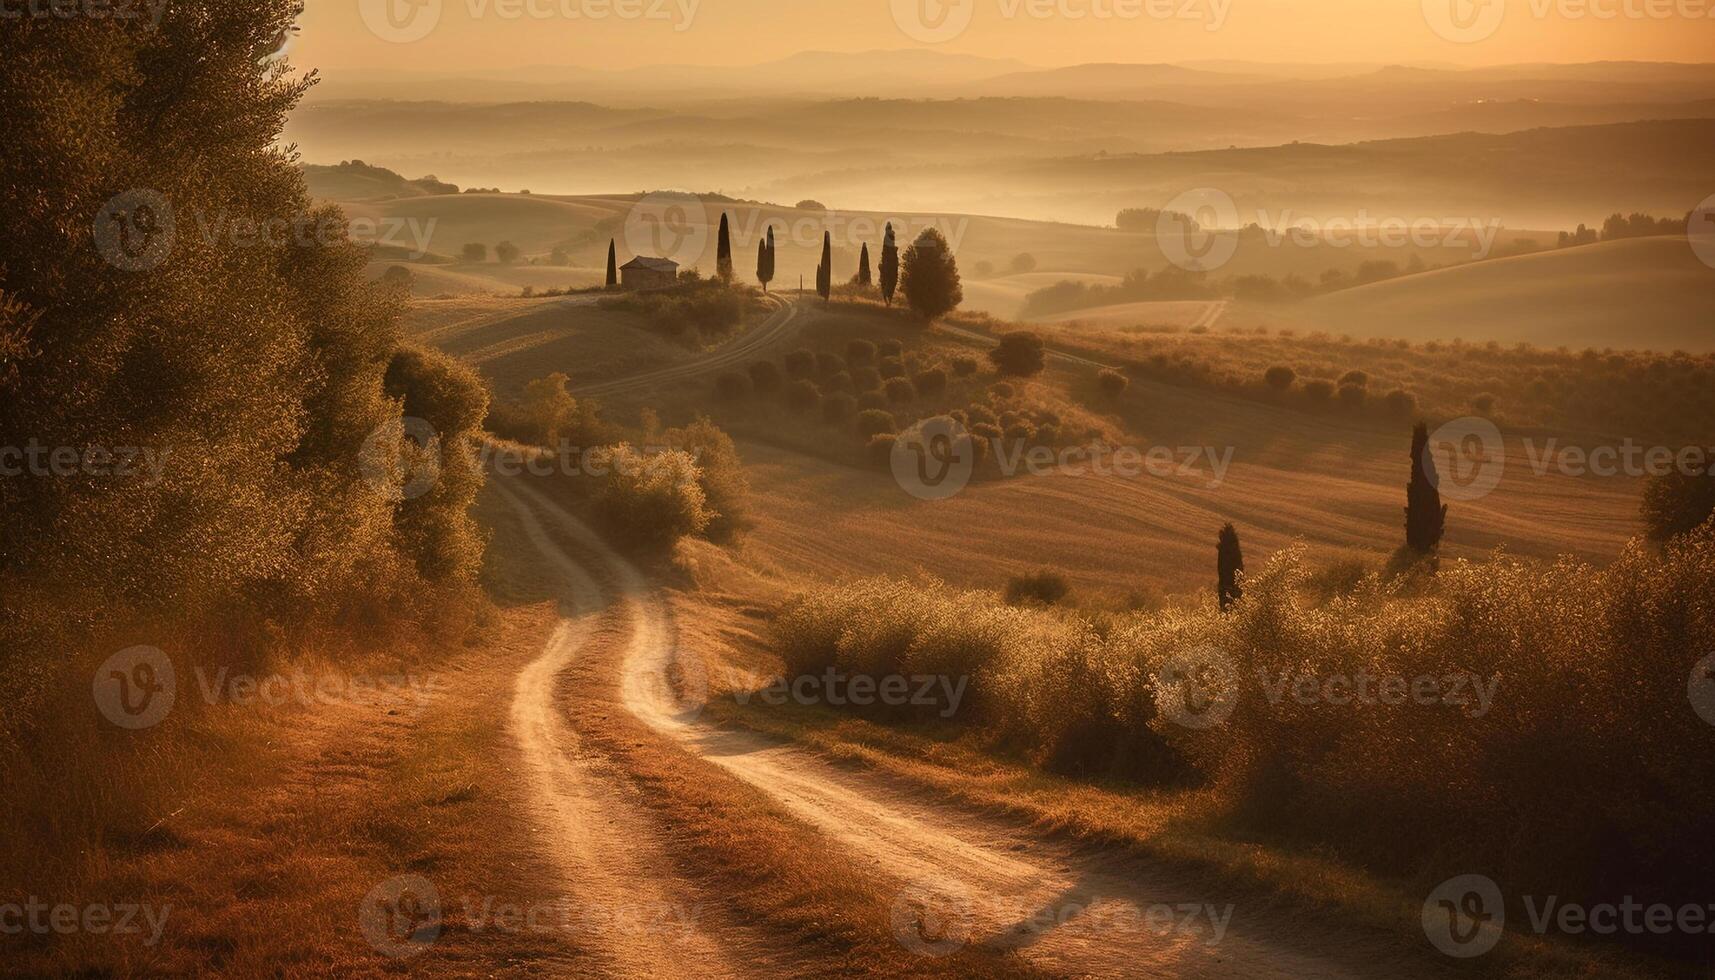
top-left (879, 222), bottom-right (899, 306)
top-left (764, 226), bottom-right (776, 288)
top-left (605, 239), bottom-right (617, 288)
top-left (855, 242), bottom-right (872, 287)
top-left (816, 231), bottom-right (832, 304)
top-left (1217, 524), bottom-right (1244, 612)
top-left (716, 213), bottom-right (733, 281)
top-left (756, 237), bottom-right (768, 292)
top-left (1405, 421), bottom-right (1447, 554)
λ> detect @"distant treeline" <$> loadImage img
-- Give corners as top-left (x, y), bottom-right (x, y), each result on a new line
top-left (1021, 259), bottom-right (1426, 318)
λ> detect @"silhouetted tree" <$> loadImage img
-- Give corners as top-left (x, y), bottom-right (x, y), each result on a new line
top-left (716, 212), bottom-right (733, 281)
top-left (1217, 524), bottom-right (1244, 612)
top-left (495, 240), bottom-right (520, 264)
top-left (879, 222), bottom-right (899, 306)
top-left (756, 238), bottom-right (768, 292)
top-left (854, 242), bottom-right (872, 287)
top-left (765, 226), bottom-right (776, 289)
top-left (816, 231), bottom-right (832, 304)
top-left (606, 239), bottom-right (617, 287)
top-left (987, 332), bottom-right (1045, 377)
top-left (900, 227), bottom-right (962, 320)
top-left (1405, 422), bottom-right (1447, 554)
top-left (1641, 464), bottom-right (1715, 541)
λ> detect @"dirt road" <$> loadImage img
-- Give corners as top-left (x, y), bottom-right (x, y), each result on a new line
top-left (495, 476), bottom-right (1454, 979)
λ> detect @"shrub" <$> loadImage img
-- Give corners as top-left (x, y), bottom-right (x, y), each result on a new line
top-left (884, 377), bottom-right (916, 403)
top-left (1641, 465), bottom-right (1715, 541)
top-left (966, 405), bottom-right (997, 427)
top-left (1010, 253), bottom-right (1038, 274)
top-left (989, 382), bottom-right (1015, 400)
top-left (866, 433), bottom-right (897, 467)
top-left (1004, 570), bottom-right (1069, 606)
top-left (825, 371), bottom-right (854, 394)
top-left (714, 371), bottom-right (751, 400)
top-left (588, 445), bottom-right (711, 550)
top-left (855, 409), bottom-right (897, 440)
top-left (857, 391), bottom-right (889, 411)
top-left (914, 367), bottom-right (948, 396)
top-left (879, 339), bottom-right (904, 358)
top-left (1339, 370), bottom-right (1369, 387)
top-left (1003, 421), bottom-right (1036, 443)
top-left (1472, 392), bottom-right (1497, 414)
top-left (1264, 365), bottom-right (1296, 389)
top-left (1338, 383), bottom-right (1367, 409)
top-left (1303, 379), bottom-right (1335, 405)
top-left (950, 355), bottom-right (979, 377)
top-left (845, 339), bottom-right (877, 367)
top-left (787, 379), bottom-right (821, 414)
top-left (988, 332), bottom-right (1046, 377)
top-left (820, 391), bottom-right (855, 423)
top-left (784, 348), bottom-right (816, 379)
top-left (1097, 369), bottom-right (1129, 396)
top-left (878, 357), bottom-right (906, 380)
top-left (1035, 423), bottom-right (1061, 445)
top-left (1382, 388), bottom-right (1418, 416)
top-left (852, 367), bottom-right (883, 392)
top-left (748, 360), bottom-right (783, 394)
top-left (664, 417), bottom-right (748, 542)
top-left (815, 352), bottom-right (846, 378)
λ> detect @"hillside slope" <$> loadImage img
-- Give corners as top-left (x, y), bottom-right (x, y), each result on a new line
top-left (1302, 236), bottom-right (1715, 350)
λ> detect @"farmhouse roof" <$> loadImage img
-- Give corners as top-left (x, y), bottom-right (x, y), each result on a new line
top-left (620, 256), bottom-right (679, 272)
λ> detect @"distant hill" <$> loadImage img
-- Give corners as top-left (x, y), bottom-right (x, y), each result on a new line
top-left (1301, 237), bottom-right (1715, 351)
top-left (301, 161), bottom-right (457, 201)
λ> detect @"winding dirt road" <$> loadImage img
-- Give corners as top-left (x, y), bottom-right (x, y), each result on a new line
top-left (494, 476), bottom-right (1453, 979)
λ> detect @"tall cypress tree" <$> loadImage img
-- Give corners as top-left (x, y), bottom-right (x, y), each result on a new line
top-left (1217, 523), bottom-right (1244, 612)
top-left (855, 242), bottom-right (872, 287)
top-left (816, 231), bottom-right (832, 304)
top-left (756, 237), bottom-right (768, 292)
top-left (879, 222), bottom-right (899, 306)
top-left (716, 213), bottom-right (733, 282)
top-left (605, 239), bottom-right (617, 288)
top-left (1405, 422), bottom-right (1447, 554)
top-left (764, 226), bottom-right (776, 289)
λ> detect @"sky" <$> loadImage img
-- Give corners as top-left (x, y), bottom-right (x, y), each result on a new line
top-left (293, 0), bottom-right (1715, 74)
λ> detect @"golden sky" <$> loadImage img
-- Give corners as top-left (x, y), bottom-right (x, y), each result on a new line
top-left (295, 0), bottom-right (1715, 72)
